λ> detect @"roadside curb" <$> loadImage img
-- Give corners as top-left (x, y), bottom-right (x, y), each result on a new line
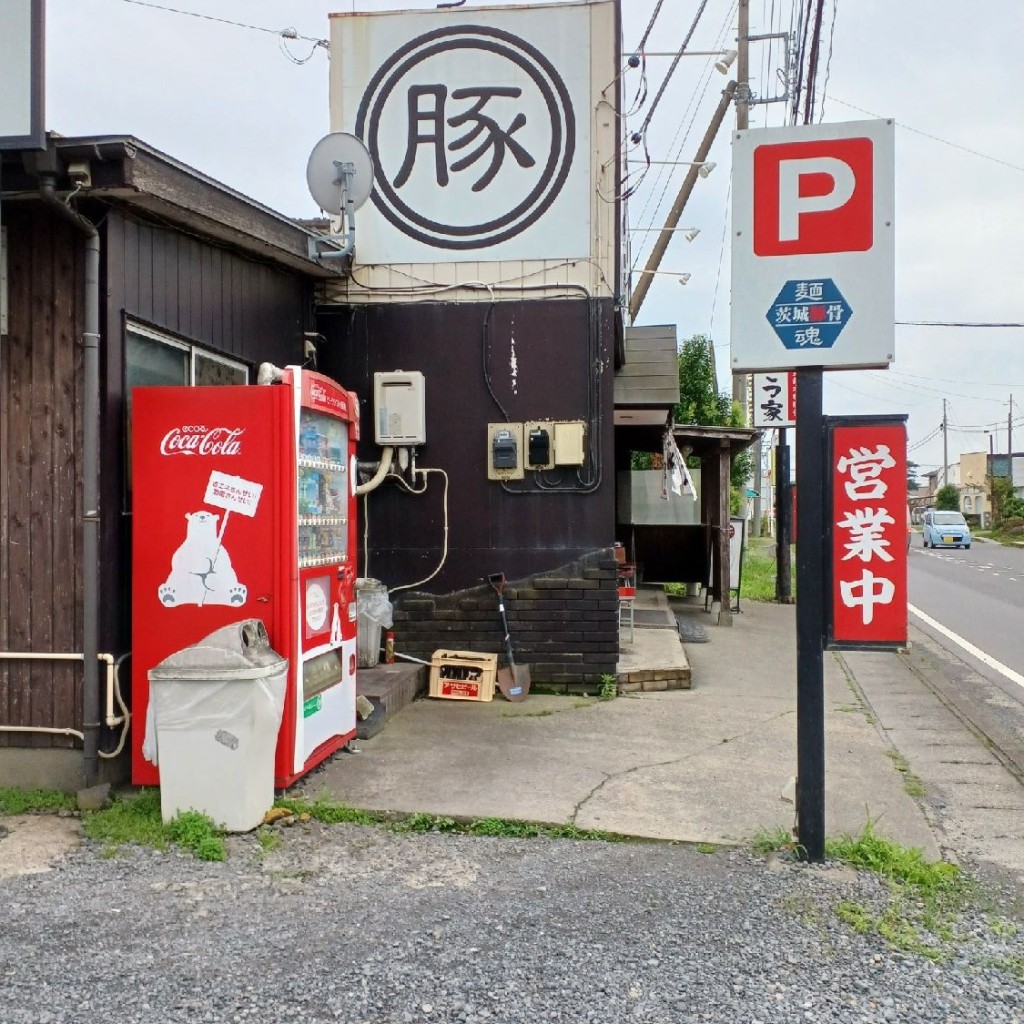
top-left (900, 633), bottom-right (1024, 785)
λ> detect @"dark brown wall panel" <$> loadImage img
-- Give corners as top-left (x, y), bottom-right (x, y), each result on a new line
top-left (0, 207), bottom-right (84, 747)
top-left (100, 210), bottom-right (312, 656)
top-left (320, 298), bottom-right (616, 594)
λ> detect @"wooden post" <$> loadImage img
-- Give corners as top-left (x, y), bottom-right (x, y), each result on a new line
top-left (718, 438), bottom-right (733, 626)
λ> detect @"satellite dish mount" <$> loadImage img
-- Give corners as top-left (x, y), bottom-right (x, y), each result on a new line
top-left (305, 133), bottom-right (374, 262)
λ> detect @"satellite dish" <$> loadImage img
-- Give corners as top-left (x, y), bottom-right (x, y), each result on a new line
top-left (306, 133), bottom-right (374, 215)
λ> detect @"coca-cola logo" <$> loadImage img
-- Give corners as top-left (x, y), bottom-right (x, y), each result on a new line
top-left (160, 426), bottom-right (245, 457)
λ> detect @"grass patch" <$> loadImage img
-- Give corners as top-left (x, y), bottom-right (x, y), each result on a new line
top-left (165, 810), bottom-right (226, 862)
top-left (273, 794), bottom-right (377, 826)
top-left (0, 786), bottom-right (76, 815)
top-left (752, 818), bottom-right (1003, 963)
top-left (389, 811), bottom-right (616, 842)
top-left (696, 842), bottom-right (718, 855)
top-left (256, 828), bottom-right (282, 853)
top-left (82, 789), bottom-right (169, 851)
top-left (739, 542), bottom-right (796, 603)
top-left (81, 788), bottom-right (225, 860)
top-left (751, 825), bottom-right (802, 856)
top-left (824, 819), bottom-right (972, 959)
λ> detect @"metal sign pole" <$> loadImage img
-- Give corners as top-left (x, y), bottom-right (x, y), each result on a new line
top-left (795, 367), bottom-right (825, 861)
top-left (776, 427), bottom-right (792, 603)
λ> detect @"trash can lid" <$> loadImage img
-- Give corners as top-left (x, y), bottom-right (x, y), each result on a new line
top-left (148, 619), bottom-right (288, 682)
top-left (356, 577), bottom-right (387, 591)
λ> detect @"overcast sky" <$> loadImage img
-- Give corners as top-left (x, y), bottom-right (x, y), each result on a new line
top-left (45, 0), bottom-right (1024, 482)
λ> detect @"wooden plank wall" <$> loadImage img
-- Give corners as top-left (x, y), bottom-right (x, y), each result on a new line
top-left (1, 203), bottom-right (312, 746)
top-left (0, 207), bottom-right (84, 747)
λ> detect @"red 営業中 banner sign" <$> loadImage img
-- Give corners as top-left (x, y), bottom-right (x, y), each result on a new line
top-left (827, 418), bottom-right (908, 649)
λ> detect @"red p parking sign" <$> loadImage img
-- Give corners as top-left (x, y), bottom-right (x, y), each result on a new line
top-left (753, 137), bottom-right (874, 256)
top-left (731, 119), bottom-right (894, 372)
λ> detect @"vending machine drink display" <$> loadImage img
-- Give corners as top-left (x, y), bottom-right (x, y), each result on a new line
top-left (131, 368), bottom-right (360, 788)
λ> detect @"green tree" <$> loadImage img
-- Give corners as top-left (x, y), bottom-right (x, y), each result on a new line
top-left (934, 484), bottom-right (960, 511)
top-left (675, 334), bottom-right (731, 426)
top-left (906, 460), bottom-right (921, 492)
top-left (988, 475), bottom-right (1024, 523)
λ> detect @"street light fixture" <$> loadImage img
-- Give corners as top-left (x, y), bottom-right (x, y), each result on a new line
top-left (634, 270), bottom-right (691, 285)
top-left (714, 49), bottom-right (738, 74)
top-left (634, 159), bottom-right (716, 178)
top-left (628, 226), bottom-right (701, 242)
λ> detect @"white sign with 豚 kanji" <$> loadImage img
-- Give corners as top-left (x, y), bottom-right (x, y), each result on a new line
top-left (333, 5), bottom-right (592, 263)
top-left (731, 119), bottom-right (895, 372)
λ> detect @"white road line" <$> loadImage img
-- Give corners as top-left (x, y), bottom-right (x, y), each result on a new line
top-left (909, 604), bottom-right (1024, 692)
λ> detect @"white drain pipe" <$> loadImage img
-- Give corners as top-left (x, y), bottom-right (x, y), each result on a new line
top-left (0, 652), bottom-right (129, 755)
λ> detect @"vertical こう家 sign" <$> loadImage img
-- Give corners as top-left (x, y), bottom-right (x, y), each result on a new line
top-left (827, 418), bottom-right (907, 649)
top-left (752, 372), bottom-right (796, 428)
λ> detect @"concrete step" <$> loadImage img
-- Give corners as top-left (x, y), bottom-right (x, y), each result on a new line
top-left (355, 663), bottom-right (428, 739)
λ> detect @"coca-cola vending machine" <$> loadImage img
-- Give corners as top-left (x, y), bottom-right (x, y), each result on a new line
top-left (131, 367), bottom-right (359, 788)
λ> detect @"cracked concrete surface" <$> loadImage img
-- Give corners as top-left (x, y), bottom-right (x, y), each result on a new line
top-left (307, 600), bottom-right (943, 861)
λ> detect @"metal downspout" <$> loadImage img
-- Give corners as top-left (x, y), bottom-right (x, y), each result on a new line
top-left (39, 174), bottom-right (101, 785)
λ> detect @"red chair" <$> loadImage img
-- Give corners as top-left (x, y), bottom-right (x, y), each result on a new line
top-left (614, 543), bottom-right (637, 641)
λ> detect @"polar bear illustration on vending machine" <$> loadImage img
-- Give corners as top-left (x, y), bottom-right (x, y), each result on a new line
top-left (158, 510), bottom-right (248, 607)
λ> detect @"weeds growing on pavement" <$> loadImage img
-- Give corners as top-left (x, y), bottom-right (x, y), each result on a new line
top-left (0, 786), bottom-right (76, 815)
top-left (82, 788), bottom-right (225, 860)
top-left (751, 825), bottom-right (802, 856)
top-left (256, 828), bottom-right (282, 854)
top-left (273, 794), bottom-right (377, 826)
top-left (885, 749), bottom-right (927, 798)
top-left (82, 788), bottom-right (169, 851)
top-left (761, 818), bottom-right (999, 964)
top-left (165, 811), bottom-right (226, 862)
top-left (599, 674), bottom-right (618, 701)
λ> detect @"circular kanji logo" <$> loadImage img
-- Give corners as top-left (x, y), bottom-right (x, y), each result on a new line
top-left (355, 25), bottom-right (576, 250)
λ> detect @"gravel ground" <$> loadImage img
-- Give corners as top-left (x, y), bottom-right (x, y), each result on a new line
top-left (2, 823), bottom-right (1023, 1024)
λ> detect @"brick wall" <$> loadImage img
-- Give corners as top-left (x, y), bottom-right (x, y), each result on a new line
top-left (390, 549), bottom-right (619, 690)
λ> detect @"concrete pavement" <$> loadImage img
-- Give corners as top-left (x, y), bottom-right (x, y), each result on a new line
top-left (304, 588), bottom-right (1024, 881)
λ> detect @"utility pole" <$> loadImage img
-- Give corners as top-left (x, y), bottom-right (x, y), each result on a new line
top-left (629, 81), bottom-right (737, 320)
top-left (942, 398), bottom-right (948, 487)
top-left (1009, 394), bottom-right (1014, 459)
top-left (735, 0), bottom-right (755, 530)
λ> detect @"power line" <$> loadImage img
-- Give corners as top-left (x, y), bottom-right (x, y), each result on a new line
top-left (110, 0), bottom-right (326, 45)
top-left (897, 320), bottom-right (1024, 328)
top-left (827, 96), bottom-right (1024, 174)
top-left (635, 0), bottom-right (669, 53)
top-left (818, 0), bottom-right (839, 120)
top-left (888, 369), bottom-right (1024, 389)
top-left (633, 0), bottom-right (712, 140)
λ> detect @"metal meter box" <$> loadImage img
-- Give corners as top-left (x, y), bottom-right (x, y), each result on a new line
top-left (553, 421), bottom-right (587, 466)
top-left (374, 370), bottom-right (426, 445)
top-left (487, 423), bottom-right (524, 480)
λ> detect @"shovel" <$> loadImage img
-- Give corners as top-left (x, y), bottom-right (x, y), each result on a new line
top-left (487, 572), bottom-right (531, 702)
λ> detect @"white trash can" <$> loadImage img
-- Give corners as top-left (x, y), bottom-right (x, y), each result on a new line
top-left (356, 578), bottom-right (392, 668)
top-left (145, 619), bottom-right (288, 832)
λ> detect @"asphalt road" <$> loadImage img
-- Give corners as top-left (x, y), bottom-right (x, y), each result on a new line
top-left (909, 536), bottom-right (1024, 695)
top-left (907, 535), bottom-right (1024, 774)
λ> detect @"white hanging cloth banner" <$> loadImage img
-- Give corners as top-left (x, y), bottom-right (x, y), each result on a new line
top-left (662, 428), bottom-right (698, 502)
